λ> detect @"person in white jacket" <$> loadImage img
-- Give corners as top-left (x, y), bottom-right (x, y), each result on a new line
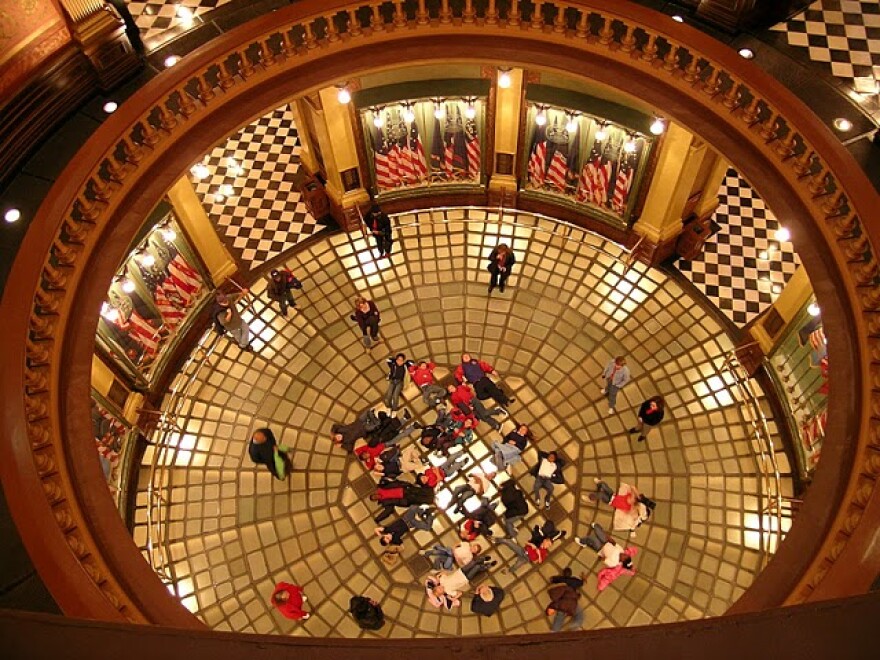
top-left (601, 356), bottom-right (631, 414)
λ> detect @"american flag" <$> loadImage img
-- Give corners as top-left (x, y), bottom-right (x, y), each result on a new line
top-left (430, 114), bottom-right (446, 179)
top-left (611, 156), bottom-right (634, 215)
top-left (372, 121), bottom-right (397, 190)
top-left (808, 326), bottom-right (826, 351)
top-left (444, 138), bottom-right (454, 177)
top-left (164, 254), bottom-right (201, 305)
top-left (527, 122), bottom-right (547, 187)
top-left (402, 120), bottom-right (428, 181)
top-left (465, 113), bottom-right (481, 178)
top-left (154, 286), bottom-right (185, 329)
top-left (545, 149), bottom-right (568, 192)
top-left (450, 107), bottom-right (469, 177)
top-left (116, 309), bottom-right (159, 356)
top-left (585, 142), bottom-right (612, 206)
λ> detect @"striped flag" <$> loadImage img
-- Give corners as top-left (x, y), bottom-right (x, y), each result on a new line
top-left (586, 143), bottom-right (612, 206)
top-left (808, 326), bottom-right (826, 351)
top-left (118, 310), bottom-right (159, 356)
top-left (465, 113), bottom-right (481, 178)
top-left (430, 114), bottom-right (446, 178)
top-left (165, 254), bottom-right (202, 305)
top-left (546, 149), bottom-right (568, 192)
top-left (451, 107), bottom-right (469, 177)
top-left (154, 286), bottom-right (185, 329)
top-left (372, 123), bottom-right (397, 190)
top-left (403, 121), bottom-right (428, 181)
top-left (527, 122), bottom-right (547, 187)
top-left (611, 158), bottom-right (634, 215)
top-left (444, 139), bottom-right (454, 177)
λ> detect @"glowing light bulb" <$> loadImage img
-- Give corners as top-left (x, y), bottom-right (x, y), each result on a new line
top-left (623, 138), bottom-right (637, 153)
top-left (498, 70), bottom-right (512, 89)
top-left (434, 104), bottom-right (445, 120)
top-left (833, 117), bottom-right (853, 132)
top-left (774, 227), bottom-right (791, 242)
top-left (672, 15), bottom-right (684, 23)
top-left (595, 127), bottom-right (607, 141)
top-left (191, 163), bottom-right (209, 180)
top-left (164, 55), bottom-right (180, 68)
top-left (103, 101), bottom-right (118, 114)
top-left (650, 118), bottom-right (666, 135)
top-left (403, 107), bottom-right (415, 123)
top-left (808, 303), bottom-right (821, 317)
top-left (535, 111), bottom-right (547, 126)
top-left (465, 104), bottom-right (476, 120)
top-left (337, 87), bottom-right (351, 104)
top-left (162, 228), bottom-right (177, 242)
top-left (738, 48), bottom-right (755, 59)
top-left (141, 253), bottom-right (156, 268)
top-left (373, 114), bottom-right (384, 128)
top-left (565, 117), bottom-right (578, 133)
top-left (121, 279), bottom-right (135, 293)
top-left (4, 208), bottom-right (21, 223)
top-left (101, 303), bottom-right (119, 322)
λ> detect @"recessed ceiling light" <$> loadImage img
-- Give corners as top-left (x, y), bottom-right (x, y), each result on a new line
top-left (164, 55), bottom-right (180, 68)
top-left (4, 208), bottom-right (21, 223)
top-left (738, 48), bottom-right (755, 59)
top-left (102, 101), bottom-right (118, 114)
top-left (672, 15), bottom-right (684, 23)
top-left (833, 117), bottom-right (853, 132)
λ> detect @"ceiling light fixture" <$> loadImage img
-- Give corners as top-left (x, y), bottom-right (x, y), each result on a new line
top-left (140, 253), bottom-right (156, 268)
top-left (623, 135), bottom-right (638, 153)
top-left (162, 227), bottom-right (177, 242)
top-left (833, 117), bottom-right (853, 132)
top-left (433, 100), bottom-right (445, 120)
top-left (102, 101), bottom-right (118, 114)
top-left (498, 68), bottom-right (512, 89)
top-left (774, 226), bottom-right (791, 242)
top-left (738, 48), bottom-right (755, 59)
top-left (164, 55), bottom-right (180, 68)
top-left (535, 107), bottom-right (547, 126)
top-left (565, 114), bottom-right (578, 133)
top-left (373, 109), bottom-right (384, 128)
top-left (649, 117), bottom-right (666, 135)
top-left (4, 208), bottom-right (21, 223)
top-left (403, 105), bottom-right (415, 123)
top-left (807, 302), bottom-right (821, 316)
top-left (121, 279), bottom-right (136, 293)
top-left (672, 15), bottom-right (684, 23)
top-left (337, 85), bottom-right (351, 105)
top-left (465, 100), bottom-right (476, 120)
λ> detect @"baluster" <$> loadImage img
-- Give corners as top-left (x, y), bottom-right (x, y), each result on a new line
top-left (302, 22), bottom-right (317, 49)
top-left (393, 1), bottom-right (407, 27)
top-left (371, 5), bottom-right (385, 31)
top-left (793, 149), bottom-right (815, 177)
top-left (140, 120), bottom-right (160, 147)
top-left (808, 167), bottom-right (829, 196)
top-left (486, 0), bottom-right (498, 24)
top-left (508, 0), bottom-right (521, 26)
top-left (440, 0), bottom-right (452, 24)
top-left (217, 60), bottom-right (235, 88)
top-left (598, 16), bottom-right (614, 45)
top-left (177, 87), bottom-right (197, 116)
top-left (702, 67), bottom-right (721, 95)
top-left (759, 111), bottom-right (779, 141)
top-left (575, 10), bottom-right (589, 38)
top-left (641, 33), bottom-right (658, 61)
top-left (740, 96), bottom-right (761, 124)
top-left (463, 0), bottom-right (475, 23)
top-left (774, 130), bottom-right (797, 158)
top-left (196, 76), bottom-right (215, 102)
top-left (105, 157), bottom-right (126, 183)
top-left (238, 50), bottom-right (255, 78)
top-left (325, 14), bottom-right (340, 41)
top-left (620, 24), bottom-right (636, 52)
top-left (683, 55), bottom-right (701, 83)
top-left (416, 0), bottom-right (429, 24)
top-left (663, 43), bottom-right (680, 71)
top-left (531, 1), bottom-right (545, 29)
top-left (259, 39), bottom-right (277, 65)
top-left (157, 104), bottom-right (177, 131)
top-left (123, 137), bottom-right (144, 165)
top-left (722, 80), bottom-right (741, 108)
top-left (822, 190), bottom-right (846, 217)
top-left (553, 5), bottom-right (566, 32)
top-left (77, 195), bottom-right (100, 223)
top-left (348, 9), bottom-right (363, 36)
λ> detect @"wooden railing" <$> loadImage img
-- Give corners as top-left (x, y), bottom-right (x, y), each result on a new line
top-left (1, 0), bottom-right (878, 625)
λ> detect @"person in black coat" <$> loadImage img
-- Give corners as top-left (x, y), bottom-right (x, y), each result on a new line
top-left (365, 204), bottom-right (393, 258)
top-left (349, 595), bottom-right (385, 630)
top-left (352, 296), bottom-right (381, 348)
top-left (487, 243), bottom-right (516, 294)
top-left (628, 395), bottom-right (666, 442)
top-left (267, 269), bottom-right (302, 317)
top-left (248, 428), bottom-right (292, 480)
top-left (530, 450), bottom-right (566, 509)
top-left (500, 479), bottom-right (529, 538)
top-left (471, 584), bottom-right (505, 617)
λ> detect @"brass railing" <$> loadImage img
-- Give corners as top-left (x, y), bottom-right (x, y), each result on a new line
top-left (6, 0), bottom-right (878, 622)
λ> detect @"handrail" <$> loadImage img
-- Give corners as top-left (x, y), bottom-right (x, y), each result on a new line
top-left (723, 351), bottom-right (787, 564)
top-left (2, 0), bottom-right (877, 624)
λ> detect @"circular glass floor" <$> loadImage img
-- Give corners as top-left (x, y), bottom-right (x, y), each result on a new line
top-left (133, 208), bottom-right (793, 637)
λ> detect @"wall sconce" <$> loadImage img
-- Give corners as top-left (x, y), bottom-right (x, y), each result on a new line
top-left (433, 99), bottom-right (446, 119)
top-left (623, 134), bottom-right (637, 153)
top-left (498, 68), bottom-right (512, 89)
top-left (595, 122), bottom-right (608, 141)
top-left (649, 117), bottom-right (666, 135)
top-left (337, 84), bottom-right (352, 105)
top-left (535, 106), bottom-right (547, 126)
top-left (464, 99), bottom-right (476, 120)
top-left (373, 108), bottom-right (384, 128)
top-left (403, 104), bottom-right (415, 123)
top-left (565, 114), bottom-right (578, 133)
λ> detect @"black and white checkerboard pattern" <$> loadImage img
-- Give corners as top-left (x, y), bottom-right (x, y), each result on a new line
top-left (772, 1), bottom-right (880, 92)
top-left (192, 105), bottom-right (321, 271)
top-left (127, 0), bottom-right (231, 45)
top-left (677, 169), bottom-right (801, 327)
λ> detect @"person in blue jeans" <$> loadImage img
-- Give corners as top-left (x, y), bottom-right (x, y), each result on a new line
top-left (601, 355), bottom-right (631, 415)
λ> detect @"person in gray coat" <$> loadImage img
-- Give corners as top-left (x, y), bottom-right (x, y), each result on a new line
top-left (601, 356), bottom-right (631, 414)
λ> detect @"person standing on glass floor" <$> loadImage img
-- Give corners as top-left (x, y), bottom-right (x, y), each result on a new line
top-left (601, 355), bottom-right (631, 415)
top-left (384, 353), bottom-right (413, 411)
top-left (365, 203), bottom-right (393, 258)
top-left (487, 243), bottom-right (516, 294)
top-left (351, 295), bottom-right (381, 348)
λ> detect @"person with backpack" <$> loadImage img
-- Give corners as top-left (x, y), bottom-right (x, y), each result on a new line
top-left (349, 595), bottom-right (385, 630)
top-left (248, 428), bottom-right (292, 481)
top-left (267, 268), bottom-right (302, 317)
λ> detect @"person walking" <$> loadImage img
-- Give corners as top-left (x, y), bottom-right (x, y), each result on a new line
top-left (270, 582), bottom-right (310, 620)
top-left (487, 243), bottom-right (516, 294)
top-left (248, 428), bottom-right (293, 481)
top-left (629, 395), bottom-right (666, 442)
top-left (409, 360), bottom-right (447, 407)
top-left (352, 296), bottom-right (381, 348)
top-left (384, 353), bottom-right (413, 411)
top-left (266, 268), bottom-right (302, 317)
top-left (546, 568), bottom-right (586, 632)
top-left (349, 595), bottom-right (385, 630)
top-left (214, 289), bottom-right (252, 349)
top-left (365, 203), bottom-right (393, 258)
top-left (601, 356), bottom-right (631, 414)
top-left (471, 584), bottom-right (505, 617)
top-left (455, 353), bottom-right (513, 407)
top-left (375, 505), bottom-right (436, 546)
top-left (531, 450), bottom-right (565, 509)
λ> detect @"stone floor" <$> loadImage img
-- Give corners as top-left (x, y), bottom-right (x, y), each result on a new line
top-left (132, 209), bottom-right (793, 637)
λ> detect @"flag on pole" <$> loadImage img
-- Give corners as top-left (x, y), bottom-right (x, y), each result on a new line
top-left (451, 107), bottom-right (469, 177)
top-left (154, 286), bottom-right (185, 329)
top-left (372, 122), bottom-right (397, 189)
top-left (565, 127), bottom-right (582, 194)
top-left (545, 128), bottom-right (569, 193)
top-left (403, 120), bottom-right (428, 181)
top-left (527, 122), bottom-right (547, 187)
top-left (164, 254), bottom-right (202, 306)
top-left (117, 309), bottom-right (159, 356)
top-left (611, 154), bottom-right (635, 215)
top-left (465, 113), bottom-right (481, 179)
top-left (430, 113), bottom-right (446, 178)
top-left (585, 141), bottom-right (612, 206)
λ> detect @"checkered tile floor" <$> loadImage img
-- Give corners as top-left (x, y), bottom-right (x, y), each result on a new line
top-left (192, 104), bottom-right (327, 271)
top-left (127, 0), bottom-right (232, 45)
top-left (676, 169), bottom-right (801, 327)
top-left (771, 1), bottom-right (880, 92)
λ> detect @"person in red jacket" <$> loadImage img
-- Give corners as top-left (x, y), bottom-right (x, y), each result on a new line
top-left (454, 353), bottom-right (513, 407)
top-left (409, 360), bottom-right (447, 407)
top-left (446, 383), bottom-right (506, 431)
top-left (271, 582), bottom-right (310, 620)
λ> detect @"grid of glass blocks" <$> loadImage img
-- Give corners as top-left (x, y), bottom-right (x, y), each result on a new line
top-left (132, 208), bottom-right (793, 637)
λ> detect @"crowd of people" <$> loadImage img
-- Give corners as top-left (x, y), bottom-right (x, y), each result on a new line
top-left (221, 208), bottom-right (668, 633)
